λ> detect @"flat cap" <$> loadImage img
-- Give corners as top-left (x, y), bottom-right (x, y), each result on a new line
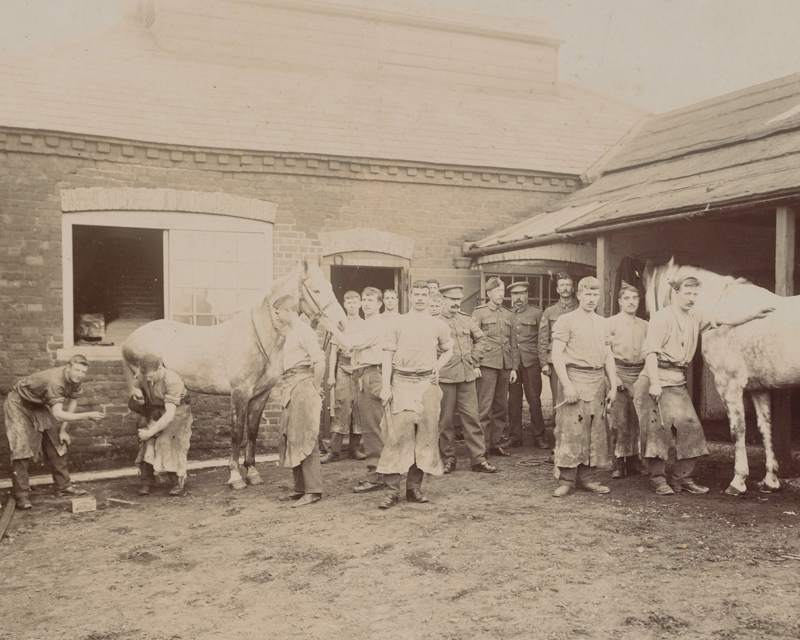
top-left (485, 277), bottom-right (504, 292)
top-left (508, 281), bottom-right (528, 293)
top-left (439, 284), bottom-right (464, 298)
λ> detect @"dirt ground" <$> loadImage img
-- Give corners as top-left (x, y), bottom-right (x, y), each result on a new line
top-left (3, 438), bottom-right (800, 640)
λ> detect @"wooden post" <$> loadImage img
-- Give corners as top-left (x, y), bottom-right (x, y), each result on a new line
top-left (773, 205), bottom-right (795, 476)
top-left (596, 235), bottom-right (613, 316)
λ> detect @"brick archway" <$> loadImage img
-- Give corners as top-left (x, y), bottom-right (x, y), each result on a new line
top-left (60, 187), bottom-right (276, 223)
top-left (318, 228), bottom-right (414, 259)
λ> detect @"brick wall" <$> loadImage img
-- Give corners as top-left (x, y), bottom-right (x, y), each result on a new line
top-left (0, 129), bottom-right (576, 476)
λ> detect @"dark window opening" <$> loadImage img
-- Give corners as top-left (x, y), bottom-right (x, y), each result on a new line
top-left (72, 225), bottom-right (163, 345)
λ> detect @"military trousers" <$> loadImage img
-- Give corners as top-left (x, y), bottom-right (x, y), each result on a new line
top-left (475, 366), bottom-right (511, 449)
top-left (508, 362), bottom-right (545, 441)
top-left (439, 380), bottom-right (486, 466)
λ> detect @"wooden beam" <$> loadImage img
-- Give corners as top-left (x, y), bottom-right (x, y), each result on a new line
top-left (773, 205), bottom-right (796, 476)
top-left (596, 235), bottom-right (613, 316)
top-left (776, 206), bottom-right (795, 296)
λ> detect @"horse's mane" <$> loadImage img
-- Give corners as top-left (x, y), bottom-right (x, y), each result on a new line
top-left (257, 264), bottom-right (306, 328)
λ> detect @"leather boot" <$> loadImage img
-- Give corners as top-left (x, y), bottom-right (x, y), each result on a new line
top-left (168, 474), bottom-right (185, 496)
top-left (348, 433), bottom-right (365, 459)
top-left (323, 433), bottom-right (343, 463)
top-left (627, 455), bottom-right (644, 475)
top-left (611, 457), bottom-right (626, 479)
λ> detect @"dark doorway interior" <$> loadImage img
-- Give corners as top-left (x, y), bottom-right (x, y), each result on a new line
top-left (73, 225), bottom-right (163, 344)
top-left (329, 266), bottom-right (402, 313)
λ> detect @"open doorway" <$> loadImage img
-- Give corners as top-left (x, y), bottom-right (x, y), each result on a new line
top-left (329, 265), bottom-right (404, 313)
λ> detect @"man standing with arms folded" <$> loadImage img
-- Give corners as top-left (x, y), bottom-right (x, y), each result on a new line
top-left (539, 273), bottom-right (578, 410)
top-left (437, 284), bottom-right (497, 475)
top-left (321, 290), bottom-right (365, 464)
top-left (472, 277), bottom-right (518, 458)
top-left (377, 281), bottom-right (453, 508)
top-left (508, 282), bottom-right (547, 449)
top-left (550, 277), bottom-right (617, 498)
top-left (3, 355), bottom-right (105, 509)
top-left (606, 282), bottom-right (648, 479)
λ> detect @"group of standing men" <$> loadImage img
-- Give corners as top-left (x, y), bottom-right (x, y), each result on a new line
top-left (4, 269), bottom-right (773, 512)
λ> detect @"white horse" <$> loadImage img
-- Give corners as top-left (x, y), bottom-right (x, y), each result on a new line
top-left (122, 259), bottom-right (346, 489)
top-left (644, 258), bottom-right (798, 495)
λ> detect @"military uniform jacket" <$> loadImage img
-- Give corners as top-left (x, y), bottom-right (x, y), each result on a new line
top-left (439, 311), bottom-right (489, 384)
top-left (471, 303), bottom-right (519, 370)
top-left (512, 303), bottom-right (542, 368)
top-left (538, 298), bottom-right (579, 365)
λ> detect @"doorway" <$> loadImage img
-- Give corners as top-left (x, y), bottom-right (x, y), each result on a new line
top-left (329, 265), bottom-right (404, 312)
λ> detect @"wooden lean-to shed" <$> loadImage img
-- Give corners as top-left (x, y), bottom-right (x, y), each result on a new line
top-left (466, 71), bottom-right (800, 472)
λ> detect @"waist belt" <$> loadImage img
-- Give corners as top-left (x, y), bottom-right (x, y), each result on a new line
top-left (338, 355), bottom-right (352, 366)
top-left (614, 359), bottom-right (644, 370)
top-left (353, 364), bottom-right (381, 374)
top-left (566, 363), bottom-right (604, 371)
top-left (284, 365), bottom-right (313, 375)
top-left (658, 360), bottom-right (687, 371)
top-left (394, 369), bottom-right (434, 378)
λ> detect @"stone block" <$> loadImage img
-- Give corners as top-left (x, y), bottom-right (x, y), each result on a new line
top-left (71, 496), bottom-right (96, 513)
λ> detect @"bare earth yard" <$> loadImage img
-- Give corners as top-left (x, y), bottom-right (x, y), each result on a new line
top-left (2, 441), bottom-right (800, 640)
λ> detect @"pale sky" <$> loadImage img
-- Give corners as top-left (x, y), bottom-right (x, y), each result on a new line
top-left (1, 0), bottom-right (799, 113)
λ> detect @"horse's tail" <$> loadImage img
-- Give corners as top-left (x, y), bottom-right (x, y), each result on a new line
top-left (643, 259), bottom-right (658, 319)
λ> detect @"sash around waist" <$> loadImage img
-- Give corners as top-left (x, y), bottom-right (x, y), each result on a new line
top-left (566, 363), bottom-right (604, 371)
top-left (394, 369), bottom-right (434, 378)
top-left (283, 364), bottom-right (314, 376)
top-left (658, 359), bottom-right (687, 371)
top-left (614, 359), bottom-right (644, 370)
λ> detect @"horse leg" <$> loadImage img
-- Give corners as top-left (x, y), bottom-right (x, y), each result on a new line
top-left (721, 386), bottom-right (749, 496)
top-left (243, 390), bottom-right (270, 486)
top-left (751, 390), bottom-right (780, 493)
top-left (228, 391), bottom-right (250, 490)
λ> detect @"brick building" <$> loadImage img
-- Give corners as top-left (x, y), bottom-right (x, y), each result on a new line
top-left (0, 0), bottom-right (644, 474)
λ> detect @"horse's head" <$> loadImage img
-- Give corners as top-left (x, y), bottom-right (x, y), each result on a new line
top-left (644, 257), bottom-right (735, 318)
top-left (297, 258), bottom-right (347, 332)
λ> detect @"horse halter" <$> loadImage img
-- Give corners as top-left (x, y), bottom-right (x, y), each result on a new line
top-left (299, 276), bottom-right (338, 330)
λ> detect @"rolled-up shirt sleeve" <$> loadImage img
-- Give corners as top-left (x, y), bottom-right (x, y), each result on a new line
top-left (162, 371), bottom-right (187, 406)
top-left (551, 315), bottom-right (571, 347)
top-left (639, 313), bottom-right (668, 360)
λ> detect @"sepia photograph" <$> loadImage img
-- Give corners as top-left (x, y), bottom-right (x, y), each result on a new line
top-left (1, 1), bottom-right (800, 638)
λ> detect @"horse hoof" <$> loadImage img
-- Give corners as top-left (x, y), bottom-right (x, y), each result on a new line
top-left (229, 479), bottom-right (247, 490)
top-left (758, 483), bottom-right (780, 494)
top-left (246, 471), bottom-right (264, 486)
top-left (724, 485), bottom-right (743, 497)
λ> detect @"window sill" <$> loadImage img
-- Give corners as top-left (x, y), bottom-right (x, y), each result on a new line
top-left (57, 346), bottom-right (123, 361)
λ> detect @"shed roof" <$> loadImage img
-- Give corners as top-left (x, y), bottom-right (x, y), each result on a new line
top-left (0, 0), bottom-right (645, 175)
top-left (468, 70), bottom-right (800, 253)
